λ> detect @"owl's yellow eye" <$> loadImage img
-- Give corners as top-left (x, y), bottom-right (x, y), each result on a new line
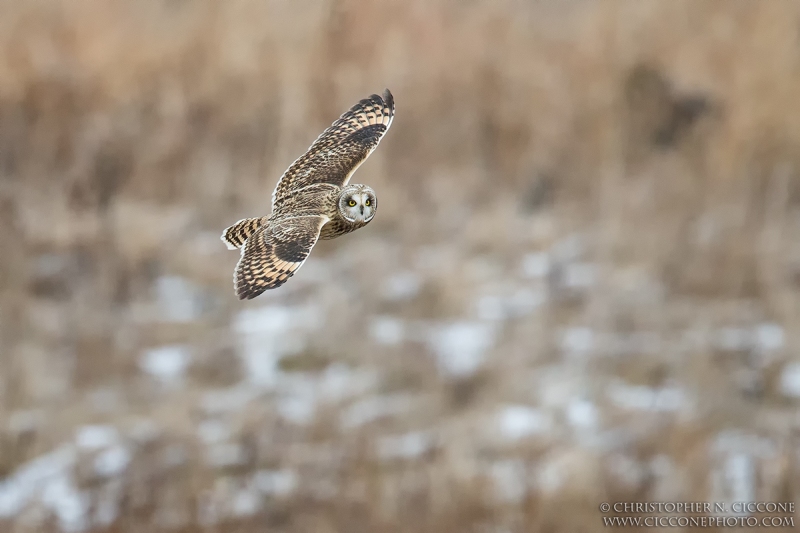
top-left (365, 199), bottom-right (371, 206)
top-left (348, 199), bottom-right (356, 207)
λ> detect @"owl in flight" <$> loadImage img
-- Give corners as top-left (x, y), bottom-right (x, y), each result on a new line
top-left (221, 89), bottom-right (394, 299)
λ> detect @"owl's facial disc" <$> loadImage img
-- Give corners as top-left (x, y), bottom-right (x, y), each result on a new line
top-left (339, 185), bottom-right (377, 223)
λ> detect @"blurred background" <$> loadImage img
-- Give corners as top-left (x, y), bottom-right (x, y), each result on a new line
top-left (1, 0), bottom-right (800, 531)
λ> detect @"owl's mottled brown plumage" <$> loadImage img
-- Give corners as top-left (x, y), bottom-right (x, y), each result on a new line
top-left (221, 89), bottom-right (394, 299)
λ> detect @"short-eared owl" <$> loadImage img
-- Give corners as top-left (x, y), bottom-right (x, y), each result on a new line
top-left (221, 89), bottom-right (394, 299)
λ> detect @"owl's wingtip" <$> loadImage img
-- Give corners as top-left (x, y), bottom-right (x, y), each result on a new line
top-left (221, 233), bottom-right (238, 250)
top-left (235, 286), bottom-right (257, 300)
top-left (382, 88), bottom-right (394, 107)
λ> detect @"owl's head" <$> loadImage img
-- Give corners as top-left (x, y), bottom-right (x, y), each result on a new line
top-left (338, 184), bottom-right (377, 223)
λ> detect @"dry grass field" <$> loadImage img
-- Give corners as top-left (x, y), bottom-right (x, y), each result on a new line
top-left (1, 1), bottom-right (800, 531)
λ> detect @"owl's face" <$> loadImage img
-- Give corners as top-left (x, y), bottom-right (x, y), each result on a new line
top-left (338, 185), bottom-right (377, 223)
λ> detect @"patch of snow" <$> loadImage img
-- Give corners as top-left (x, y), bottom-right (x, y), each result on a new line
top-left (560, 327), bottom-right (594, 355)
top-left (0, 446), bottom-right (83, 525)
top-left (607, 382), bottom-right (686, 412)
top-left (274, 372), bottom-right (317, 425)
top-left (709, 429), bottom-right (779, 502)
top-left (429, 322), bottom-right (495, 378)
top-left (497, 405), bottom-right (551, 441)
top-left (607, 454), bottom-right (644, 489)
top-left (197, 420), bottom-right (232, 444)
top-left (94, 446), bottom-right (131, 478)
top-left (755, 323), bottom-right (784, 353)
top-left (155, 276), bottom-right (203, 323)
top-left (712, 430), bottom-right (777, 458)
top-left (253, 469), bottom-right (297, 497)
top-left (233, 305), bottom-right (322, 388)
top-left (75, 425), bottom-right (118, 450)
top-left (714, 453), bottom-right (754, 514)
top-left (0, 480), bottom-right (28, 517)
top-left (536, 457), bottom-right (565, 495)
top-left (139, 345), bottom-right (191, 385)
top-left (276, 395), bottom-right (316, 425)
top-left (233, 304), bottom-right (321, 335)
top-left (369, 316), bottom-right (405, 346)
top-left (520, 252), bottom-right (550, 279)
top-left (318, 363), bottom-right (378, 402)
top-left (477, 288), bottom-right (545, 321)
top-left (779, 362), bottom-right (800, 398)
top-left (506, 287), bottom-right (545, 317)
top-left (536, 367), bottom-right (584, 409)
top-left (41, 475), bottom-right (89, 532)
top-left (382, 272), bottom-right (421, 301)
top-left (230, 488), bottom-right (261, 517)
top-left (205, 443), bottom-right (247, 469)
top-left (476, 295), bottom-right (506, 321)
top-left (378, 431), bottom-right (434, 460)
top-left (714, 327), bottom-right (752, 352)
top-left (567, 398), bottom-right (599, 430)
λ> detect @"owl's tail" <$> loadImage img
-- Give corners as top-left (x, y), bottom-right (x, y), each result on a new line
top-left (220, 216), bottom-right (267, 249)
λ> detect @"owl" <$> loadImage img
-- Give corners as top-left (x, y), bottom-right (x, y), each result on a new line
top-left (221, 89), bottom-right (395, 299)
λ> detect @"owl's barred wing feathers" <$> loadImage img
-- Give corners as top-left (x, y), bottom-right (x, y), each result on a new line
top-left (221, 216), bottom-right (268, 250)
top-left (234, 215), bottom-right (327, 299)
top-left (271, 89), bottom-right (394, 210)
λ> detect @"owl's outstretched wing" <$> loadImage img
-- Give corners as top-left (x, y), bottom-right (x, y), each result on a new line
top-left (234, 215), bottom-right (326, 299)
top-left (271, 89), bottom-right (394, 209)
